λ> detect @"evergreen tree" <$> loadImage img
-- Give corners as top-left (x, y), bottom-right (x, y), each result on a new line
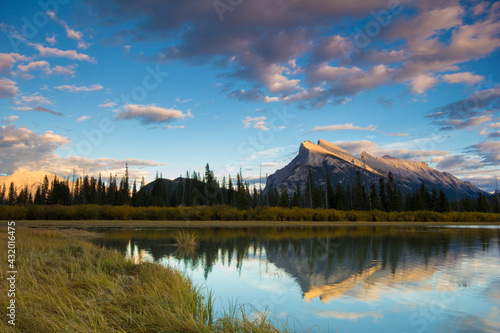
top-left (436, 189), bottom-right (450, 213)
top-left (386, 172), bottom-right (398, 211)
top-left (334, 183), bottom-right (345, 210)
top-left (354, 171), bottom-right (368, 210)
top-left (370, 183), bottom-right (382, 211)
top-left (0, 184), bottom-right (5, 204)
top-left (236, 170), bottom-right (250, 209)
top-left (279, 185), bottom-right (290, 208)
top-left (326, 174), bottom-right (334, 209)
top-left (477, 193), bottom-right (490, 212)
top-left (379, 178), bottom-right (387, 211)
top-left (461, 194), bottom-right (474, 212)
top-left (34, 186), bottom-right (44, 205)
top-left (7, 182), bottom-right (16, 205)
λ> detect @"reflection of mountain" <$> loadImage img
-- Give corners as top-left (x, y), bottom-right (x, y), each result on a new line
top-left (93, 227), bottom-right (500, 302)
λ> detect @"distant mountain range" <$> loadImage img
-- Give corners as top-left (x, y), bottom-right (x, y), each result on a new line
top-left (265, 140), bottom-right (485, 199)
top-left (0, 170), bottom-right (71, 197)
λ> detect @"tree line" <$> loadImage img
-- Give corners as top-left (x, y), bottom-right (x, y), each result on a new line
top-left (1, 164), bottom-right (499, 213)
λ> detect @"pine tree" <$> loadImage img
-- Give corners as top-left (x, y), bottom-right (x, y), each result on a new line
top-left (370, 183), bottom-right (382, 211)
top-left (335, 183), bottom-right (345, 210)
top-left (461, 194), bottom-right (474, 212)
top-left (326, 174), bottom-right (334, 209)
top-left (379, 178), bottom-right (387, 211)
top-left (436, 189), bottom-right (450, 213)
top-left (279, 185), bottom-right (290, 208)
top-left (7, 182), bottom-right (16, 205)
top-left (0, 184), bottom-right (5, 204)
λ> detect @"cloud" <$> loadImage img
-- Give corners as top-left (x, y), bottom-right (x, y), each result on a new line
top-left (0, 124), bottom-right (69, 174)
top-left (410, 74), bottom-right (438, 94)
top-left (19, 93), bottom-right (52, 105)
top-left (0, 78), bottom-right (19, 99)
top-left (466, 140), bottom-right (500, 166)
top-left (486, 130), bottom-right (500, 138)
top-left (0, 53), bottom-right (30, 74)
top-left (99, 101), bottom-right (116, 108)
top-left (229, 88), bottom-right (279, 103)
top-left (55, 84), bottom-right (103, 92)
top-left (33, 105), bottom-right (63, 116)
top-left (309, 123), bottom-right (377, 133)
top-left (439, 115), bottom-right (493, 131)
top-left (46, 10), bottom-right (90, 49)
top-left (114, 104), bottom-right (187, 124)
top-left (12, 105), bottom-right (62, 116)
top-left (15, 61), bottom-right (71, 78)
top-left (334, 140), bottom-right (378, 155)
top-left (163, 125), bottom-right (185, 130)
top-left (435, 155), bottom-right (482, 172)
top-left (377, 97), bottom-right (393, 108)
top-left (442, 72), bottom-right (484, 85)
top-left (426, 87), bottom-right (500, 128)
top-left (46, 33), bottom-right (57, 45)
top-left (242, 116), bottom-right (269, 131)
top-left (82, 0), bottom-right (500, 107)
top-left (77, 115), bottom-right (90, 122)
top-left (387, 132), bottom-right (409, 137)
top-left (29, 43), bottom-right (96, 63)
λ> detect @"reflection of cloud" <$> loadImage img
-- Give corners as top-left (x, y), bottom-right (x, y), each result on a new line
top-left (317, 310), bottom-right (382, 321)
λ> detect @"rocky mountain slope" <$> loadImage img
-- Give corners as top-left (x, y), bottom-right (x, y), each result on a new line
top-left (265, 140), bottom-right (483, 199)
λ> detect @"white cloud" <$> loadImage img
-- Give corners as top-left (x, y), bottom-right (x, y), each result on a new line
top-left (442, 72), bottom-right (484, 85)
top-left (19, 93), bottom-right (51, 105)
top-left (77, 115), bottom-right (90, 122)
top-left (410, 74), bottom-right (438, 94)
top-left (0, 124), bottom-right (69, 173)
top-left (114, 104), bottom-right (187, 124)
top-left (99, 101), bottom-right (116, 108)
top-left (0, 53), bottom-right (30, 74)
top-left (55, 84), bottom-right (103, 92)
top-left (0, 78), bottom-right (19, 99)
top-left (46, 33), bottom-right (57, 45)
top-left (29, 43), bottom-right (96, 63)
top-left (309, 123), bottom-right (377, 133)
top-left (242, 116), bottom-right (269, 131)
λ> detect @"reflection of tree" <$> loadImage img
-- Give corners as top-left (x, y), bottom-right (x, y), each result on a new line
top-left (92, 226), bottom-right (499, 297)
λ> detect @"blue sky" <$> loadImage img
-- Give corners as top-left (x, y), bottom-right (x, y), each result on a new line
top-left (1, 0), bottom-right (500, 191)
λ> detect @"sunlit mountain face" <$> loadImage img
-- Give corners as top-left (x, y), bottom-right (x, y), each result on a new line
top-left (93, 226), bottom-right (500, 332)
top-left (266, 140), bottom-right (485, 199)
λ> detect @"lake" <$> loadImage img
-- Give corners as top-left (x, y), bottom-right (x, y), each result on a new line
top-left (91, 225), bottom-right (500, 332)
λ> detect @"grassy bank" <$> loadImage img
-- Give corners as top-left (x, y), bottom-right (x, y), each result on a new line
top-left (1, 204), bottom-right (500, 222)
top-left (0, 228), bottom-right (293, 332)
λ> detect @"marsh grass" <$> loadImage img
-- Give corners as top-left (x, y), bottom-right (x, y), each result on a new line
top-left (174, 228), bottom-right (199, 247)
top-left (0, 228), bottom-right (295, 332)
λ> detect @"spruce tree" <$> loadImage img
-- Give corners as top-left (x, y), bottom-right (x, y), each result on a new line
top-left (7, 182), bottom-right (16, 205)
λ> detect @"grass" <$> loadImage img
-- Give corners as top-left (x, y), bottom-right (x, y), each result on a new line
top-left (0, 227), bottom-right (296, 333)
top-left (1, 204), bottom-right (500, 223)
top-left (174, 229), bottom-right (199, 247)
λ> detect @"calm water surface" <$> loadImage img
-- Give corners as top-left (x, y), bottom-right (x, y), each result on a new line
top-left (92, 225), bottom-right (500, 332)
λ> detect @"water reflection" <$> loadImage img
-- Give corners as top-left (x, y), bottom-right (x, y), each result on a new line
top-left (93, 226), bottom-right (500, 332)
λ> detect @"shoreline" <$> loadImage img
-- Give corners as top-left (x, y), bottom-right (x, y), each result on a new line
top-left (10, 220), bottom-right (500, 229)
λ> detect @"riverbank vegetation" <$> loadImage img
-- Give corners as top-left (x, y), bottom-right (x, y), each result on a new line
top-left (2, 165), bottom-right (499, 214)
top-left (0, 228), bottom-right (294, 332)
top-left (1, 204), bottom-right (499, 222)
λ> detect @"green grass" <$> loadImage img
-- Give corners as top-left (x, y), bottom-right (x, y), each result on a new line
top-left (0, 228), bottom-right (296, 332)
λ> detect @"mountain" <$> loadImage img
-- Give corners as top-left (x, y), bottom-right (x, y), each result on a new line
top-left (265, 139), bottom-right (483, 199)
top-left (0, 170), bottom-right (71, 196)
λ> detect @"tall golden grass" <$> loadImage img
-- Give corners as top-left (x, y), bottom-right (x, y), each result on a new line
top-left (1, 204), bottom-right (499, 222)
top-left (0, 228), bottom-right (295, 332)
